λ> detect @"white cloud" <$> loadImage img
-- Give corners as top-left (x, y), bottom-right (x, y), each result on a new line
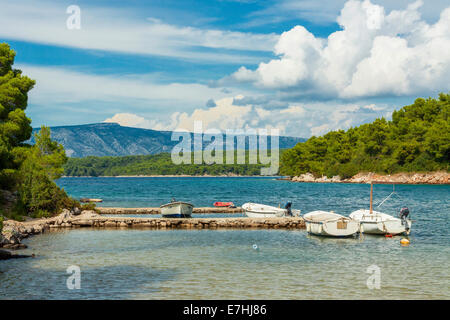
top-left (103, 96), bottom-right (255, 132)
top-left (0, 0), bottom-right (277, 64)
top-left (104, 96), bottom-right (390, 138)
top-left (231, 0), bottom-right (450, 99)
top-left (310, 124), bottom-right (331, 137)
top-left (170, 96), bottom-right (254, 132)
top-left (21, 64), bottom-right (235, 111)
top-left (22, 62), bottom-right (396, 137)
top-left (104, 113), bottom-right (154, 129)
top-left (303, 102), bottom-right (390, 136)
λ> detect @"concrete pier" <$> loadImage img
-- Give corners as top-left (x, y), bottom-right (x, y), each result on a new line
top-left (66, 216), bottom-right (305, 229)
top-left (1, 210), bottom-right (306, 252)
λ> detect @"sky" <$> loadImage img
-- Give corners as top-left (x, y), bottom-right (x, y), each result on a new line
top-left (0, 0), bottom-right (449, 138)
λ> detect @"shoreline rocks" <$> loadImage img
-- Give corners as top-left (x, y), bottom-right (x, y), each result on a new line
top-left (0, 208), bottom-right (84, 256)
top-left (290, 171), bottom-right (449, 184)
top-left (0, 249), bottom-right (34, 260)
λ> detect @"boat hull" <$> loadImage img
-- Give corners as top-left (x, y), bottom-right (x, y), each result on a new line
top-left (214, 202), bottom-right (235, 207)
top-left (304, 211), bottom-right (360, 237)
top-left (244, 211), bottom-right (286, 218)
top-left (242, 203), bottom-right (292, 218)
top-left (160, 202), bottom-right (194, 218)
top-left (349, 210), bottom-right (412, 235)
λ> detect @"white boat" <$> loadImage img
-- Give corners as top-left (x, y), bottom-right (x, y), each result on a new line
top-left (349, 181), bottom-right (412, 235)
top-left (303, 211), bottom-right (360, 237)
top-left (349, 209), bottom-right (412, 235)
top-left (242, 202), bottom-right (300, 218)
top-left (160, 200), bottom-right (194, 218)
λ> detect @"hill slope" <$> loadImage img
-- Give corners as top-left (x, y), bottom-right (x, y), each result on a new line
top-left (30, 123), bottom-right (305, 158)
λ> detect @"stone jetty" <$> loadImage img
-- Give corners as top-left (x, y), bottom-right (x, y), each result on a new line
top-left (0, 209), bottom-right (305, 259)
top-left (42, 210), bottom-right (304, 230)
top-left (97, 207), bottom-right (244, 214)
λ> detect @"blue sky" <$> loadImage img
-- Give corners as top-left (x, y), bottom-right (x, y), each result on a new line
top-left (1, 0), bottom-right (449, 137)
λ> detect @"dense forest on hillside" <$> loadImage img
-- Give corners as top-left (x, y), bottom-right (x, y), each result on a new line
top-left (64, 151), bottom-right (274, 176)
top-left (280, 94), bottom-right (450, 178)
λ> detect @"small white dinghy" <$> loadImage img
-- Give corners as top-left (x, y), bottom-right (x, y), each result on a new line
top-left (242, 202), bottom-right (300, 218)
top-left (349, 181), bottom-right (412, 235)
top-left (303, 211), bottom-right (360, 237)
top-left (160, 199), bottom-right (194, 218)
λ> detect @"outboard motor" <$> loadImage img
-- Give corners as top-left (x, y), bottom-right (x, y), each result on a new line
top-left (284, 202), bottom-right (293, 216)
top-left (399, 207), bottom-right (410, 228)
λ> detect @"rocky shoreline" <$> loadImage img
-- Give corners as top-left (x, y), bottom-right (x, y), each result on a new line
top-left (1, 209), bottom-right (305, 260)
top-left (62, 174), bottom-right (272, 178)
top-left (290, 171), bottom-right (449, 184)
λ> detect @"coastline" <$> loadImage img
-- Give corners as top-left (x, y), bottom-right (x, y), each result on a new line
top-left (60, 171), bottom-right (450, 184)
top-left (289, 171), bottom-right (449, 185)
top-left (60, 175), bottom-right (279, 178)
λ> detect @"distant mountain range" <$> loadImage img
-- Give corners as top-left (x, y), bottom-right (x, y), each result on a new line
top-left (30, 123), bottom-right (305, 158)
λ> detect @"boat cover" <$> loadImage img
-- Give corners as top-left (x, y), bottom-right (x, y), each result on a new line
top-left (303, 211), bottom-right (346, 222)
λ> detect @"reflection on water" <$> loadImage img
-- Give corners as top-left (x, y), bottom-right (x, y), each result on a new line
top-left (306, 233), bottom-right (362, 244)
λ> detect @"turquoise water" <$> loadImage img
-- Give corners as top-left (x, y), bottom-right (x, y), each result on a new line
top-left (0, 177), bottom-right (449, 299)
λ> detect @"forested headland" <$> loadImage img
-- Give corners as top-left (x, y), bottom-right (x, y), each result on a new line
top-left (64, 151), bottom-right (271, 176)
top-left (280, 94), bottom-right (449, 178)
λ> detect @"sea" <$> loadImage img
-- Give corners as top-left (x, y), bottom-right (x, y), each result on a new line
top-left (0, 177), bottom-right (448, 299)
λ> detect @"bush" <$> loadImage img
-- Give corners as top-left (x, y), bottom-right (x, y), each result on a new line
top-left (336, 163), bottom-right (359, 179)
top-left (32, 209), bottom-right (52, 219)
top-left (59, 196), bottom-right (81, 211)
top-left (81, 202), bottom-right (97, 211)
top-left (17, 126), bottom-right (71, 217)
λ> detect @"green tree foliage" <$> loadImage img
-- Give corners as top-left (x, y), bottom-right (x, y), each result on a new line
top-left (64, 150), bottom-right (278, 176)
top-left (0, 43), bottom-right (35, 189)
top-left (280, 94), bottom-right (450, 178)
top-left (0, 43), bottom-right (75, 218)
top-left (18, 126), bottom-right (71, 217)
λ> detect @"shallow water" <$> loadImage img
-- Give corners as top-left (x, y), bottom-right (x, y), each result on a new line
top-left (0, 177), bottom-right (448, 299)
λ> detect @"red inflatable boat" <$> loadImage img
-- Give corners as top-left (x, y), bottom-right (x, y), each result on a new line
top-left (213, 201), bottom-right (235, 207)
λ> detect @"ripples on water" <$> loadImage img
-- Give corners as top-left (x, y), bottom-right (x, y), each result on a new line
top-left (0, 177), bottom-right (448, 299)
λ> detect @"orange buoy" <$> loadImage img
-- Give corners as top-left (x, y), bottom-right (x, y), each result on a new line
top-left (400, 238), bottom-right (410, 245)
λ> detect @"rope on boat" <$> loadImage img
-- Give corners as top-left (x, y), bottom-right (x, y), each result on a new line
top-left (376, 184), bottom-right (404, 208)
top-left (376, 191), bottom-right (395, 208)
